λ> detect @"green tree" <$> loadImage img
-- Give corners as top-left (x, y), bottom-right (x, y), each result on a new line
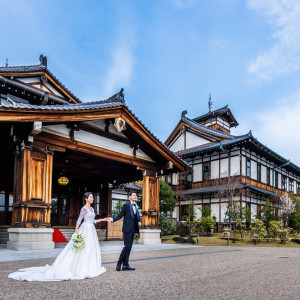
top-left (136, 180), bottom-right (176, 215)
top-left (288, 194), bottom-right (300, 232)
top-left (250, 219), bottom-right (267, 244)
top-left (234, 219), bottom-right (246, 239)
top-left (159, 180), bottom-right (176, 214)
top-left (259, 199), bottom-right (275, 228)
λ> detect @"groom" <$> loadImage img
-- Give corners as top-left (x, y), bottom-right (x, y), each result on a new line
top-left (109, 190), bottom-right (141, 271)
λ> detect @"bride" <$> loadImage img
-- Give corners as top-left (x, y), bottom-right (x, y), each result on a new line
top-left (8, 192), bottom-right (107, 281)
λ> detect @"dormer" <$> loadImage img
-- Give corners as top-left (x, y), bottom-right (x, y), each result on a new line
top-left (193, 105), bottom-right (238, 134)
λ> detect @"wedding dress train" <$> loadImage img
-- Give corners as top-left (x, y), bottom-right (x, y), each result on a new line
top-left (8, 206), bottom-right (106, 281)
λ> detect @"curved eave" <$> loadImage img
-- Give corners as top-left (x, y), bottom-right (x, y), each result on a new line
top-left (0, 104), bottom-right (188, 172)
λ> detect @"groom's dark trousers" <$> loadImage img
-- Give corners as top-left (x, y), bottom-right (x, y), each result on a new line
top-left (112, 202), bottom-right (140, 266)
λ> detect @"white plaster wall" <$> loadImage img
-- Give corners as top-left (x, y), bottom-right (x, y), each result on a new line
top-left (169, 134), bottom-right (184, 152)
top-left (261, 166), bottom-right (267, 184)
top-left (220, 158), bottom-right (228, 177)
top-left (67, 130), bottom-right (153, 161)
top-left (186, 131), bottom-right (210, 149)
top-left (172, 173), bottom-right (178, 185)
top-left (221, 203), bottom-right (228, 222)
top-left (43, 124), bottom-right (70, 138)
top-left (231, 156), bottom-right (240, 176)
top-left (44, 82), bottom-right (64, 97)
top-left (251, 204), bottom-right (257, 219)
top-left (195, 205), bottom-right (202, 220)
top-left (251, 160), bottom-right (257, 180)
top-left (278, 173), bottom-right (282, 189)
top-left (211, 160), bottom-right (219, 179)
top-left (211, 204), bottom-right (219, 222)
top-left (18, 77), bottom-right (41, 83)
top-left (241, 156), bottom-right (246, 176)
top-left (193, 164), bottom-right (202, 182)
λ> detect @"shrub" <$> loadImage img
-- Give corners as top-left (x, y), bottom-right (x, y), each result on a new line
top-left (234, 219), bottom-right (246, 239)
top-left (278, 227), bottom-right (291, 244)
top-left (250, 219), bottom-right (267, 244)
top-left (159, 215), bottom-right (176, 235)
top-left (268, 221), bottom-right (283, 239)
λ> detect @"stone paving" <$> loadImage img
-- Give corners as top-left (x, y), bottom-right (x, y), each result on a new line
top-left (0, 245), bottom-right (299, 300)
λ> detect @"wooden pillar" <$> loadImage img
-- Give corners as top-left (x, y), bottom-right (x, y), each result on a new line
top-left (142, 176), bottom-right (159, 229)
top-left (12, 145), bottom-right (53, 228)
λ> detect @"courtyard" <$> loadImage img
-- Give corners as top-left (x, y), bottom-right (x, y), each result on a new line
top-left (0, 244), bottom-right (299, 300)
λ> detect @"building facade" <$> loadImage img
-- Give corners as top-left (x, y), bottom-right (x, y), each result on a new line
top-left (165, 106), bottom-right (300, 228)
top-left (0, 55), bottom-right (187, 249)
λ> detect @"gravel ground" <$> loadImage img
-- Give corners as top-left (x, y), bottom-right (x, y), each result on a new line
top-left (0, 246), bottom-right (299, 300)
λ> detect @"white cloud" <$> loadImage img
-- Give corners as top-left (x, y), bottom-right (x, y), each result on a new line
top-left (254, 91), bottom-right (300, 165)
top-left (247, 0), bottom-right (300, 83)
top-left (102, 42), bottom-right (134, 97)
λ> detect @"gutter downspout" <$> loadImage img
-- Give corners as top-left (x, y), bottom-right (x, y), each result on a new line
top-left (272, 160), bottom-right (291, 193)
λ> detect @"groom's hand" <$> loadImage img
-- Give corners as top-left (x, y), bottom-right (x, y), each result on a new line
top-left (138, 222), bottom-right (141, 226)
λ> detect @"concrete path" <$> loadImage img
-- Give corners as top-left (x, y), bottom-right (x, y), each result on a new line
top-left (0, 246), bottom-right (299, 300)
top-left (0, 241), bottom-right (203, 262)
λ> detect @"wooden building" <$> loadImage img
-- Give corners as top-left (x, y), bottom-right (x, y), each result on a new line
top-left (165, 105), bottom-right (300, 228)
top-left (0, 56), bottom-right (187, 250)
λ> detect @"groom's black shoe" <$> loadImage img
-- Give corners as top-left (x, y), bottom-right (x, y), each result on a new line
top-left (122, 265), bottom-right (135, 271)
top-left (116, 264), bottom-right (122, 271)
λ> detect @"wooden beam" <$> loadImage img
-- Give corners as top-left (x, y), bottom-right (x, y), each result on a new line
top-left (35, 132), bottom-right (159, 171)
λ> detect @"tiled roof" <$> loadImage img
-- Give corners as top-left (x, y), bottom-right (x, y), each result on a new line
top-left (182, 132), bottom-right (300, 174)
top-left (0, 89), bottom-right (189, 170)
top-left (176, 182), bottom-right (276, 197)
top-left (0, 64), bottom-right (81, 103)
top-left (183, 116), bottom-right (234, 139)
top-left (193, 105), bottom-right (239, 126)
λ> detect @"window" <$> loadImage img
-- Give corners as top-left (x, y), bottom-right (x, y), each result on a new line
top-left (166, 174), bottom-right (172, 184)
top-left (257, 164), bottom-right (261, 182)
top-left (282, 175), bottom-right (287, 191)
top-left (297, 182), bottom-right (300, 195)
top-left (0, 191), bottom-right (5, 212)
top-left (186, 170), bottom-right (192, 183)
top-left (289, 179), bottom-right (294, 192)
top-left (94, 193), bottom-right (100, 215)
top-left (246, 159), bottom-right (251, 177)
top-left (202, 162), bottom-right (210, 180)
top-left (266, 168), bottom-right (271, 185)
top-left (275, 171), bottom-right (278, 188)
top-left (112, 200), bottom-right (129, 217)
top-left (8, 194), bottom-right (13, 212)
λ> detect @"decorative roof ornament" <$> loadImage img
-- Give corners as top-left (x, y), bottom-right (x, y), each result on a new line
top-left (208, 94), bottom-right (213, 112)
top-left (181, 110), bottom-right (187, 119)
top-left (5, 58), bottom-right (8, 67)
top-left (39, 54), bottom-right (47, 67)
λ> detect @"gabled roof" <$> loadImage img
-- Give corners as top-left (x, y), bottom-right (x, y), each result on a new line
top-left (193, 105), bottom-right (239, 127)
top-left (165, 113), bottom-right (235, 147)
top-left (0, 59), bottom-right (80, 104)
top-left (0, 88), bottom-right (189, 172)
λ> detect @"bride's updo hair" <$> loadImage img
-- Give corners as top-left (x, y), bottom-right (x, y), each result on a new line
top-left (83, 192), bottom-right (93, 205)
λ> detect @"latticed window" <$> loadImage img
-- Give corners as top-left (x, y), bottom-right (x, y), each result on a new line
top-left (289, 179), bottom-right (294, 192)
top-left (275, 172), bottom-right (278, 188)
top-left (297, 182), bottom-right (300, 195)
top-left (246, 159), bottom-right (251, 177)
top-left (202, 162), bottom-right (210, 180)
top-left (282, 175), bottom-right (287, 191)
top-left (257, 164), bottom-right (261, 182)
top-left (266, 168), bottom-right (271, 185)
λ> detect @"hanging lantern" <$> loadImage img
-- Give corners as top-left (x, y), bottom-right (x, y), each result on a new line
top-left (58, 169), bottom-right (69, 186)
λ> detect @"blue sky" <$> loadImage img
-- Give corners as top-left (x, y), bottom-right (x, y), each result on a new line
top-left (1, 0), bottom-right (300, 165)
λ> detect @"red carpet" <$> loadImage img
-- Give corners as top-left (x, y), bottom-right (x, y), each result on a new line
top-left (52, 228), bottom-right (68, 243)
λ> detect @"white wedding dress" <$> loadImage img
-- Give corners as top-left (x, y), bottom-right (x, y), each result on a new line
top-left (8, 206), bottom-right (106, 281)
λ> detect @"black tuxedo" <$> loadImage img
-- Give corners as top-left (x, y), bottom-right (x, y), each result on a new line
top-left (113, 201), bottom-right (141, 266)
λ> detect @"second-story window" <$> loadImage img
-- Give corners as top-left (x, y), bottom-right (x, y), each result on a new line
top-left (202, 162), bottom-right (210, 180)
top-left (246, 159), bottom-right (251, 177)
top-left (282, 175), bottom-right (287, 191)
top-left (257, 164), bottom-right (261, 182)
top-left (266, 168), bottom-right (271, 185)
top-left (186, 169), bottom-right (192, 183)
top-left (289, 179), bottom-right (294, 192)
top-left (275, 171), bottom-right (278, 188)
top-left (297, 182), bottom-right (300, 195)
